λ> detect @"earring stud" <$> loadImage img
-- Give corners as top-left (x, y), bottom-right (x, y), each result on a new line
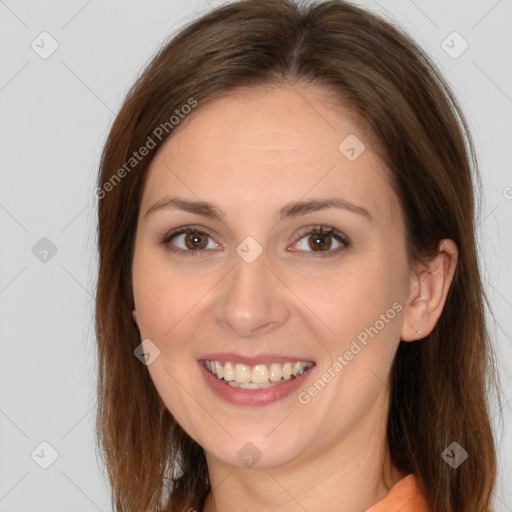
top-left (416, 328), bottom-right (422, 335)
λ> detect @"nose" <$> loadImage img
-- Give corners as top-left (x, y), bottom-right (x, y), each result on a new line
top-left (211, 248), bottom-right (290, 338)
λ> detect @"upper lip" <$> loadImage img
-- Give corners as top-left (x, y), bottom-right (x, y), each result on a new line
top-left (199, 352), bottom-right (315, 367)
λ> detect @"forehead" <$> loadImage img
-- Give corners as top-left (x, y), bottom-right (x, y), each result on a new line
top-left (141, 85), bottom-right (399, 224)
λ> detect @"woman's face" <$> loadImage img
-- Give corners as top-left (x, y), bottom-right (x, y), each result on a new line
top-left (131, 84), bottom-right (415, 470)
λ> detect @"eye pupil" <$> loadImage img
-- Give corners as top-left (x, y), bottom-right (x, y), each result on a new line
top-left (185, 231), bottom-right (207, 250)
top-left (309, 232), bottom-right (331, 251)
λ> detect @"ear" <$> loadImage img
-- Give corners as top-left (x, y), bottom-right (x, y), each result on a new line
top-left (400, 239), bottom-right (458, 342)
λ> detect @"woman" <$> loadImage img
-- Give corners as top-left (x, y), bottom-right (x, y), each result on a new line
top-left (94, 1), bottom-right (500, 510)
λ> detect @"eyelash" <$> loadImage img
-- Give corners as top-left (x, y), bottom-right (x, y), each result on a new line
top-left (161, 224), bottom-right (350, 258)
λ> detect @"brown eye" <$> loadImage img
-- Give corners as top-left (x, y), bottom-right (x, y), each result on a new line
top-left (183, 231), bottom-right (208, 250)
top-left (308, 231), bottom-right (332, 252)
top-left (163, 226), bottom-right (218, 255)
top-left (292, 226), bottom-right (349, 258)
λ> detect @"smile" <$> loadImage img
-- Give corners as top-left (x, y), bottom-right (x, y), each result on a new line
top-left (204, 360), bottom-right (314, 389)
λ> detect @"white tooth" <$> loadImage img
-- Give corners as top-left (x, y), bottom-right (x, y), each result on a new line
top-left (282, 362), bottom-right (292, 380)
top-left (205, 360), bottom-right (211, 371)
top-left (292, 361), bottom-right (303, 376)
top-left (269, 363), bottom-right (283, 382)
top-left (229, 381), bottom-right (274, 389)
top-left (251, 364), bottom-right (269, 384)
top-left (211, 360), bottom-right (217, 375)
top-left (234, 363), bottom-right (251, 383)
top-left (223, 362), bottom-right (235, 381)
top-left (215, 361), bottom-right (223, 379)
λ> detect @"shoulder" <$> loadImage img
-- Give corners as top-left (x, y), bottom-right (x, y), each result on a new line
top-left (366, 474), bottom-right (430, 512)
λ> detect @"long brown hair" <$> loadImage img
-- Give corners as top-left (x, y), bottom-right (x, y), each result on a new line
top-left (95, 1), bottom-right (501, 510)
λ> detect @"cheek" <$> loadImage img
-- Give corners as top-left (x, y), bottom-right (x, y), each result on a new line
top-left (132, 249), bottom-right (224, 367)
top-left (295, 258), bottom-right (401, 345)
top-left (131, 250), bottom-right (209, 438)
top-left (132, 246), bottom-right (196, 340)
top-left (292, 261), bottom-right (404, 422)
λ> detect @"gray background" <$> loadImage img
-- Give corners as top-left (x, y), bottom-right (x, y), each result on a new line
top-left (0, 0), bottom-right (511, 510)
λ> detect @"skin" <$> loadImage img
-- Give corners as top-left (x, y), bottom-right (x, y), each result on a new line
top-left (131, 84), bottom-right (458, 512)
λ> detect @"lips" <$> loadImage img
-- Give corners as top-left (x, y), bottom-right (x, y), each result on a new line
top-left (198, 352), bottom-right (316, 406)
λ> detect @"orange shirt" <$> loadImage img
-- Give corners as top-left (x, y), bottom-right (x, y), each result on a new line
top-left (366, 474), bottom-right (430, 511)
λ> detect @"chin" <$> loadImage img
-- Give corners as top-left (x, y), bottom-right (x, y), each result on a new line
top-left (202, 429), bottom-right (307, 470)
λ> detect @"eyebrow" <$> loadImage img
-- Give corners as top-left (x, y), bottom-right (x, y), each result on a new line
top-left (145, 196), bottom-right (372, 222)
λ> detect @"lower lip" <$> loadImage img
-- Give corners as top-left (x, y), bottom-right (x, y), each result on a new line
top-left (198, 361), bottom-right (315, 406)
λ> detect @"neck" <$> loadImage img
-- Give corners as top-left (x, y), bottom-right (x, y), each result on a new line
top-left (201, 390), bottom-right (406, 512)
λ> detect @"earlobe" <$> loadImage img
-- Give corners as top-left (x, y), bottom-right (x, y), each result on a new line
top-left (132, 309), bottom-right (139, 330)
top-left (400, 239), bottom-right (458, 342)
